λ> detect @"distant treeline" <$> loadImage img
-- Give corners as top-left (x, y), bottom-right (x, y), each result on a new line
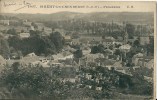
top-left (43, 20), bottom-right (153, 39)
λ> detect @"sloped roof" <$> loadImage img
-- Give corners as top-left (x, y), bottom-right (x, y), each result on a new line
top-left (119, 44), bottom-right (131, 50)
top-left (53, 54), bottom-right (64, 60)
top-left (86, 53), bottom-right (104, 59)
top-left (133, 53), bottom-right (144, 58)
top-left (20, 55), bottom-right (39, 64)
top-left (113, 61), bottom-right (122, 67)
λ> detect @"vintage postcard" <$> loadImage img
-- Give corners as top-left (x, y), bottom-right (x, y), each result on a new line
top-left (0, 0), bottom-right (156, 100)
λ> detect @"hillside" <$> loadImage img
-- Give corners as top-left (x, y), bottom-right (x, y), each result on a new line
top-left (1, 12), bottom-right (154, 24)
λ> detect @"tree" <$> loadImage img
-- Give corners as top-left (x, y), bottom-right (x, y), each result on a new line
top-left (91, 45), bottom-right (105, 54)
top-left (7, 28), bottom-right (17, 35)
top-left (133, 39), bottom-right (140, 47)
top-left (109, 45), bottom-right (114, 50)
top-left (126, 23), bottom-right (135, 38)
top-left (50, 32), bottom-right (64, 52)
top-left (73, 49), bottom-right (83, 58)
top-left (97, 44), bottom-right (105, 53)
top-left (0, 64), bottom-right (70, 99)
top-left (0, 35), bottom-right (10, 58)
top-left (31, 22), bottom-right (38, 29)
top-left (91, 46), bottom-right (100, 54)
top-left (115, 44), bottom-right (121, 48)
top-left (147, 37), bottom-right (154, 55)
top-left (114, 49), bottom-right (121, 56)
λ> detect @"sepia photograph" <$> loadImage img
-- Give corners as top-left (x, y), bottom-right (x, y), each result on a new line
top-left (0, 1), bottom-right (156, 100)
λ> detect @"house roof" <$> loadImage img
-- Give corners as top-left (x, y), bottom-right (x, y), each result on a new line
top-left (20, 55), bottom-right (39, 64)
top-left (23, 22), bottom-right (32, 26)
top-left (25, 52), bottom-right (37, 57)
top-left (19, 33), bottom-right (30, 38)
top-left (79, 36), bottom-right (102, 41)
top-left (52, 53), bottom-right (64, 60)
top-left (119, 44), bottom-right (131, 50)
top-left (133, 53), bottom-right (144, 58)
top-left (86, 53), bottom-right (104, 59)
top-left (113, 61), bottom-right (122, 67)
top-left (64, 35), bottom-right (71, 40)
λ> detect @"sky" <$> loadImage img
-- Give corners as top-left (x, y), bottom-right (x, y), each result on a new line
top-left (0, 0), bottom-right (156, 14)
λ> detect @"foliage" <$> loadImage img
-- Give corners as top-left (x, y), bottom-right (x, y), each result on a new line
top-left (7, 28), bottom-right (17, 35)
top-left (126, 23), bottom-right (135, 38)
top-left (0, 63), bottom-right (72, 99)
top-left (133, 39), bottom-right (140, 47)
top-left (114, 49), bottom-right (121, 56)
top-left (146, 37), bottom-right (154, 55)
top-left (8, 31), bottom-right (64, 56)
top-left (73, 49), bottom-right (83, 58)
top-left (91, 44), bottom-right (105, 54)
top-left (0, 35), bottom-right (10, 58)
top-left (49, 32), bottom-right (64, 52)
top-left (80, 65), bottom-right (153, 97)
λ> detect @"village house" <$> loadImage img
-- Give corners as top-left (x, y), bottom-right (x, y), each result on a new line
top-left (78, 58), bottom-right (86, 67)
top-left (19, 32), bottom-right (30, 38)
top-left (85, 53), bottom-right (104, 63)
top-left (19, 52), bottom-right (51, 68)
top-left (96, 86), bottom-right (103, 91)
top-left (145, 59), bottom-right (154, 69)
top-left (82, 49), bottom-right (91, 55)
top-left (85, 73), bottom-right (92, 80)
top-left (48, 60), bottom-right (63, 67)
top-left (85, 62), bottom-right (97, 68)
top-left (79, 35), bottom-right (102, 44)
top-left (89, 40), bottom-right (100, 46)
top-left (9, 20), bottom-right (20, 25)
top-left (104, 49), bottom-right (114, 55)
top-left (127, 39), bottom-right (135, 45)
top-left (114, 40), bottom-right (123, 45)
top-left (132, 53), bottom-right (144, 66)
top-left (139, 36), bottom-right (150, 45)
top-left (15, 27), bottom-right (29, 33)
top-left (23, 21), bottom-right (32, 26)
top-left (78, 38), bottom-right (89, 45)
top-left (117, 36), bottom-right (123, 40)
top-left (137, 58), bottom-right (153, 68)
top-left (20, 53), bottom-right (40, 66)
top-left (0, 20), bottom-right (9, 25)
top-left (144, 76), bottom-right (153, 83)
top-left (102, 36), bottom-right (115, 40)
top-left (64, 35), bottom-right (72, 44)
top-left (49, 52), bottom-right (74, 67)
top-left (119, 44), bottom-right (131, 53)
top-left (71, 39), bottom-right (80, 45)
top-left (94, 58), bottom-right (115, 70)
top-left (101, 39), bottom-right (115, 48)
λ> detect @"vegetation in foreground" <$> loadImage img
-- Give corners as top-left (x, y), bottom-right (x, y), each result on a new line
top-left (0, 62), bottom-right (153, 99)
